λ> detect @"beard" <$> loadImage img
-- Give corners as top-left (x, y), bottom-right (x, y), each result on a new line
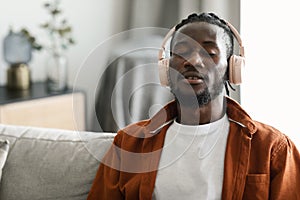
top-left (170, 78), bottom-right (225, 108)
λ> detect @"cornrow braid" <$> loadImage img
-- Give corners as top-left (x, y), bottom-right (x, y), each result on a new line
top-left (171, 12), bottom-right (234, 59)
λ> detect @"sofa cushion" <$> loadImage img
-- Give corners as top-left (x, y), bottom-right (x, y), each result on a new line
top-left (0, 140), bottom-right (9, 182)
top-left (0, 124), bottom-right (115, 200)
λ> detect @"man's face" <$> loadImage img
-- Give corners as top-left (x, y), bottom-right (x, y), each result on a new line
top-left (169, 22), bottom-right (228, 106)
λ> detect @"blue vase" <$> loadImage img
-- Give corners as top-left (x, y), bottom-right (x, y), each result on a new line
top-left (3, 31), bottom-right (32, 65)
top-left (3, 31), bottom-right (32, 90)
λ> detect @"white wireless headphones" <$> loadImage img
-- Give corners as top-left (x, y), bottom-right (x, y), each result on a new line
top-left (158, 18), bottom-right (245, 87)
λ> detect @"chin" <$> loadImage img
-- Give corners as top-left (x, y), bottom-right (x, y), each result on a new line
top-left (170, 81), bottom-right (224, 107)
top-left (170, 84), bottom-right (211, 107)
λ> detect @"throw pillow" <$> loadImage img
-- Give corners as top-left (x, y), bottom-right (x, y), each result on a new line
top-left (0, 140), bottom-right (9, 181)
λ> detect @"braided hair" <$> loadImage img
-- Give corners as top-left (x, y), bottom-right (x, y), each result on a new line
top-left (171, 12), bottom-right (234, 59)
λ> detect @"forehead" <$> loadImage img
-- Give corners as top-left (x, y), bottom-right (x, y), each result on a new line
top-left (172, 22), bottom-right (226, 46)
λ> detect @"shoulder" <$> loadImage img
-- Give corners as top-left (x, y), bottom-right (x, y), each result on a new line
top-left (254, 120), bottom-right (287, 142)
top-left (112, 119), bottom-right (152, 151)
top-left (252, 120), bottom-right (298, 159)
top-left (254, 120), bottom-right (285, 140)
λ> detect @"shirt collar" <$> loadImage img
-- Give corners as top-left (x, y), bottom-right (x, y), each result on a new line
top-left (145, 97), bottom-right (257, 136)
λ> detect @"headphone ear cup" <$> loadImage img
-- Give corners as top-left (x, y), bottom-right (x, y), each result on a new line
top-left (229, 55), bottom-right (245, 85)
top-left (158, 58), bottom-right (170, 87)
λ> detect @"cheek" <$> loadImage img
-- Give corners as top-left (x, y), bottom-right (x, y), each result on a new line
top-left (215, 57), bottom-right (228, 74)
top-left (217, 65), bottom-right (227, 77)
top-left (168, 58), bottom-right (179, 81)
top-left (168, 57), bottom-right (185, 80)
top-left (210, 62), bottom-right (228, 82)
top-left (169, 57), bottom-right (183, 70)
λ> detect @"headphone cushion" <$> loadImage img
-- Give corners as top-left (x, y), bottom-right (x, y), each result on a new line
top-left (229, 55), bottom-right (245, 85)
top-left (158, 58), bottom-right (170, 87)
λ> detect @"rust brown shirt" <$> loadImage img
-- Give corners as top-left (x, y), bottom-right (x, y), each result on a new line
top-left (88, 97), bottom-right (300, 200)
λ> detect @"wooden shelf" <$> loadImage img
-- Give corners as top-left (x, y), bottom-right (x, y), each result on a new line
top-left (0, 82), bottom-right (86, 131)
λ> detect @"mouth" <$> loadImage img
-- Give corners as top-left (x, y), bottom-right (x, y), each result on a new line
top-left (181, 72), bottom-right (206, 85)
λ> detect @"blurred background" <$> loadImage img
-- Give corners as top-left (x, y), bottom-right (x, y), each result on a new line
top-left (0, 0), bottom-right (299, 147)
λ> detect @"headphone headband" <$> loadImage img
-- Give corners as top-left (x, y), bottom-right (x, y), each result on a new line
top-left (158, 20), bottom-right (244, 60)
top-left (223, 20), bottom-right (244, 57)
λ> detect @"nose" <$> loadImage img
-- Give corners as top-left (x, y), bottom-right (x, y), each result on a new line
top-left (184, 52), bottom-right (205, 68)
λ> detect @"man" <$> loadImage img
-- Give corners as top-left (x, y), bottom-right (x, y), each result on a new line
top-left (88, 12), bottom-right (300, 199)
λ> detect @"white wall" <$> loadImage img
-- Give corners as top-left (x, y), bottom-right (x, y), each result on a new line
top-left (0, 0), bottom-right (115, 84)
top-left (241, 1), bottom-right (300, 147)
top-left (0, 0), bottom-right (115, 130)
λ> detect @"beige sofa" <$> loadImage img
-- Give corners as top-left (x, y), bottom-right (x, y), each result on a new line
top-left (0, 124), bottom-right (115, 200)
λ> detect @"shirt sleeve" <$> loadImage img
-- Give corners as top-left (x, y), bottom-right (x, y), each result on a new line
top-left (87, 134), bottom-right (123, 200)
top-left (270, 135), bottom-right (300, 199)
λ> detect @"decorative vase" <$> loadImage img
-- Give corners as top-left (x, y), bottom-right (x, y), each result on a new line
top-left (3, 31), bottom-right (32, 90)
top-left (6, 63), bottom-right (31, 90)
top-left (46, 51), bottom-right (68, 93)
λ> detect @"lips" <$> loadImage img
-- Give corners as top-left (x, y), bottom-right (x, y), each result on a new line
top-left (181, 71), bottom-right (206, 85)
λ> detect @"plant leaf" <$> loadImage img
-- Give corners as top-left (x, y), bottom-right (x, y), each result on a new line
top-left (51, 9), bottom-right (61, 15)
top-left (44, 3), bottom-right (50, 7)
top-left (40, 23), bottom-right (49, 28)
top-left (68, 38), bottom-right (75, 44)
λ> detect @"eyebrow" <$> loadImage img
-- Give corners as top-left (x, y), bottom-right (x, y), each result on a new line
top-left (202, 41), bottom-right (218, 46)
top-left (172, 40), bottom-right (218, 51)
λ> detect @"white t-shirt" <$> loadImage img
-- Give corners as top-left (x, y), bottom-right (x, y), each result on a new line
top-left (153, 114), bottom-right (230, 200)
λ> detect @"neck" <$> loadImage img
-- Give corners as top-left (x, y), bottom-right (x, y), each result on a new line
top-left (176, 93), bottom-right (226, 125)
